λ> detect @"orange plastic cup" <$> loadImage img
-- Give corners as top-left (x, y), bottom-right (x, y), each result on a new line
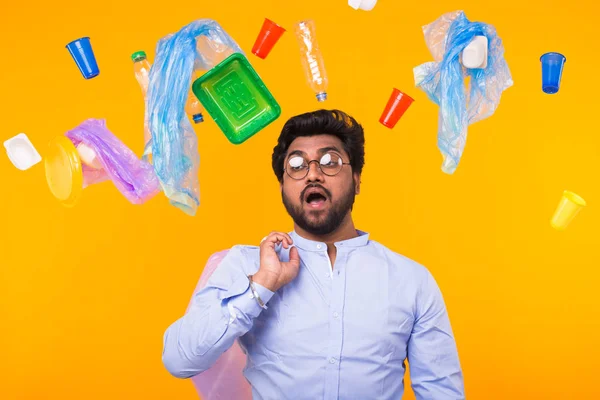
top-left (252, 18), bottom-right (286, 59)
top-left (379, 88), bottom-right (415, 129)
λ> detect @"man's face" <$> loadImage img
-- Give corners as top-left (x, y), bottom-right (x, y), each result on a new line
top-left (281, 135), bottom-right (360, 236)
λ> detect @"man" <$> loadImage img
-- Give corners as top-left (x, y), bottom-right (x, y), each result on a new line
top-left (162, 110), bottom-right (465, 399)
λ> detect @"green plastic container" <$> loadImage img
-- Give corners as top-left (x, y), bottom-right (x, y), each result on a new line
top-left (192, 53), bottom-right (281, 144)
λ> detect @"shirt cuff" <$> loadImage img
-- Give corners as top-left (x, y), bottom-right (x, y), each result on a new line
top-left (227, 282), bottom-right (275, 320)
top-left (253, 281), bottom-right (275, 304)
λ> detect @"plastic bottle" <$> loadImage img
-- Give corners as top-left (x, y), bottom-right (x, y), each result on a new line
top-left (132, 50), bottom-right (203, 129)
top-left (185, 69), bottom-right (205, 124)
top-left (132, 51), bottom-right (153, 162)
top-left (294, 20), bottom-right (329, 102)
top-left (132, 51), bottom-right (151, 96)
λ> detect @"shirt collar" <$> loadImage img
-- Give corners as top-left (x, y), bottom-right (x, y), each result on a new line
top-left (290, 230), bottom-right (370, 252)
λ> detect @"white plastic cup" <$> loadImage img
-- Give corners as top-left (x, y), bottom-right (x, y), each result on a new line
top-left (462, 36), bottom-right (488, 69)
top-left (348, 0), bottom-right (378, 11)
top-left (76, 143), bottom-right (103, 169)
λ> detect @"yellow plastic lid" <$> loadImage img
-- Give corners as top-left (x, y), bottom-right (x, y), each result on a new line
top-left (44, 136), bottom-right (83, 207)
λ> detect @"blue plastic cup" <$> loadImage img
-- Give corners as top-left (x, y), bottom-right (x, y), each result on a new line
top-left (66, 37), bottom-right (100, 79)
top-left (540, 52), bottom-right (566, 94)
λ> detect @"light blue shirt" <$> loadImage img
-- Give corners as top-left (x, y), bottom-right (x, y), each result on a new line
top-left (162, 230), bottom-right (464, 399)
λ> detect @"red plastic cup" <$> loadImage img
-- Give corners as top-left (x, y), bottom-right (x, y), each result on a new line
top-left (252, 18), bottom-right (286, 59)
top-left (379, 88), bottom-right (415, 129)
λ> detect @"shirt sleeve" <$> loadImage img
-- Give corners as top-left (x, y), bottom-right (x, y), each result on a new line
top-left (162, 246), bottom-right (274, 379)
top-left (408, 270), bottom-right (465, 399)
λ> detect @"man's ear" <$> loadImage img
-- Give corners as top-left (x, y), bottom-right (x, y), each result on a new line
top-left (354, 173), bottom-right (361, 194)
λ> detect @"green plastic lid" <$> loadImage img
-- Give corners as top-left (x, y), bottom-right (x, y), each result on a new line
top-left (131, 51), bottom-right (147, 62)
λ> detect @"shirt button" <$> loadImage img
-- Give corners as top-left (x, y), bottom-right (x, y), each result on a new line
top-left (316, 244), bottom-right (322, 250)
top-left (329, 358), bottom-right (336, 364)
top-left (325, 272), bottom-right (331, 278)
top-left (333, 312), bottom-right (339, 319)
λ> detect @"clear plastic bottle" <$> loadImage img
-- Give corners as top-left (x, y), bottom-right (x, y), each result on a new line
top-left (185, 69), bottom-right (205, 124)
top-left (294, 20), bottom-right (329, 102)
top-left (133, 50), bottom-right (204, 134)
top-left (132, 51), bottom-right (153, 161)
top-left (132, 51), bottom-right (151, 96)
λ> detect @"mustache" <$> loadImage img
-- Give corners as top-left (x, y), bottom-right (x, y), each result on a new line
top-left (300, 184), bottom-right (332, 202)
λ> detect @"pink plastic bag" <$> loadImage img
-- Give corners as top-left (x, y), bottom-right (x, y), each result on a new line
top-left (187, 250), bottom-right (252, 400)
top-left (65, 119), bottom-right (160, 204)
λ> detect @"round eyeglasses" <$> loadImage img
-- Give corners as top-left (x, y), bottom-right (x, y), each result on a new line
top-left (284, 151), bottom-right (351, 180)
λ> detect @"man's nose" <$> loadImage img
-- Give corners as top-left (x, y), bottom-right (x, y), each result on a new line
top-left (305, 161), bottom-right (324, 182)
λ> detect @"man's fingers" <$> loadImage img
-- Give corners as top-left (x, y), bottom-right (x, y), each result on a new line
top-left (261, 232), bottom-right (293, 248)
top-left (288, 246), bottom-right (301, 267)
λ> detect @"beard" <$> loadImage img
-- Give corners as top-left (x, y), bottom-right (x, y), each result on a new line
top-left (282, 179), bottom-right (356, 236)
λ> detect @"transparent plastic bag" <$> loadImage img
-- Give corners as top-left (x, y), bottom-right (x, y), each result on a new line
top-left (414, 10), bottom-right (513, 174)
top-left (65, 119), bottom-right (160, 204)
top-left (146, 19), bottom-right (244, 216)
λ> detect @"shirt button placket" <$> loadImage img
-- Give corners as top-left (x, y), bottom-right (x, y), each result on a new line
top-left (324, 251), bottom-right (346, 400)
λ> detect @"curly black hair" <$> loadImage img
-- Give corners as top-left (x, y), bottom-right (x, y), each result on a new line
top-left (272, 109), bottom-right (365, 183)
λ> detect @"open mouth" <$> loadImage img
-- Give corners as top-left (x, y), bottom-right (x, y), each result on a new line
top-left (304, 189), bottom-right (328, 209)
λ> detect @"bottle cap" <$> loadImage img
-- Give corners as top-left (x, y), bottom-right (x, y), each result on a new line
top-left (131, 51), bottom-right (147, 62)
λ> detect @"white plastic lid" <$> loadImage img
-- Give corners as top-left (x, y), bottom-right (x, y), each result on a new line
top-left (4, 133), bottom-right (42, 171)
top-left (348, 0), bottom-right (378, 11)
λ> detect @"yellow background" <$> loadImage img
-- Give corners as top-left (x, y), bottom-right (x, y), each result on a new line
top-left (1, 0), bottom-right (599, 398)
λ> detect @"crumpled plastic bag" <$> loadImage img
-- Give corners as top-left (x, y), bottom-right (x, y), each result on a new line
top-left (65, 118), bottom-right (160, 204)
top-left (414, 10), bottom-right (513, 174)
top-left (146, 19), bottom-right (244, 216)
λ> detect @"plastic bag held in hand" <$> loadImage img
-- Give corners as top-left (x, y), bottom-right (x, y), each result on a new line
top-left (413, 11), bottom-right (513, 174)
top-left (146, 19), bottom-right (244, 216)
top-left (65, 119), bottom-right (160, 204)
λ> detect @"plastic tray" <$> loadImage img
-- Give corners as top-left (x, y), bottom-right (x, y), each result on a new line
top-left (192, 53), bottom-right (281, 144)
